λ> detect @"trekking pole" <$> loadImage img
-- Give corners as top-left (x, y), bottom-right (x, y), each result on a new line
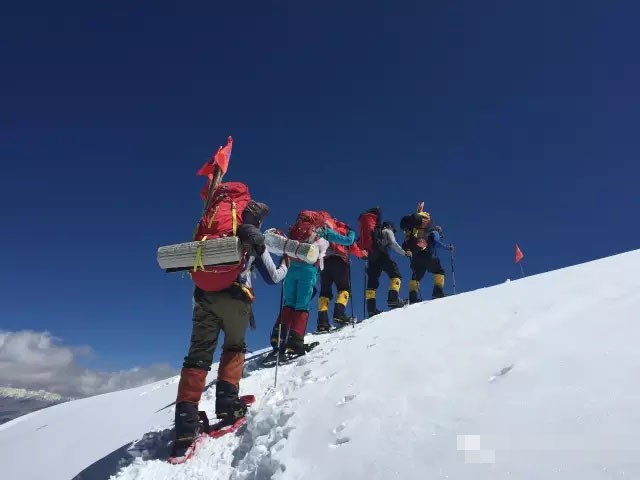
top-left (450, 249), bottom-right (457, 295)
top-left (363, 260), bottom-right (368, 320)
top-left (274, 282), bottom-right (285, 389)
top-left (348, 261), bottom-right (356, 328)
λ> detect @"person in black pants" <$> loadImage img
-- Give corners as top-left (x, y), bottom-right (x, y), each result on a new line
top-left (366, 222), bottom-right (411, 317)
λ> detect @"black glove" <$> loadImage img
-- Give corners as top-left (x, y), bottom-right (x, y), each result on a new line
top-left (238, 224), bottom-right (265, 255)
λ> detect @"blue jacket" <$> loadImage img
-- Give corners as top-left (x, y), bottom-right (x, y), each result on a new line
top-left (428, 230), bottom-right (450, 255)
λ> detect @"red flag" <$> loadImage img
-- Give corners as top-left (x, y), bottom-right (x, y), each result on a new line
top-left (197, 136), bottom-right (233, 178)
top-left (515, 244), bottom-right (524, 263)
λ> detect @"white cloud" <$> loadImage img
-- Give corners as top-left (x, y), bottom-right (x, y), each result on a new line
top-left (0, 330), bottom-right (177, 398)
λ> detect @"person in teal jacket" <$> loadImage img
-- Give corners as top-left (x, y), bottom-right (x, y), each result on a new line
top-left (270, 225), bottom-right (356, 355)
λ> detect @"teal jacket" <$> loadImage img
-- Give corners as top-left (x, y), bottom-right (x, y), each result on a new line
top-left (282, 227), bottom-right (355, 311)
top-left (319, 227), bottom-right (356, 246)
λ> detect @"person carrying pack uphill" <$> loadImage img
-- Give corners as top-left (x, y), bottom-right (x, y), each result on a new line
top-left (316, 217), bottom-right (367, 332)
top-left (358, 208), bottom-right (411, 317)
top-left (401, 205), bottom-right (454, 302)
top-left (171, 197), bottom-right (288, 460)
top-left (270, 211), bottom-right (358, 355)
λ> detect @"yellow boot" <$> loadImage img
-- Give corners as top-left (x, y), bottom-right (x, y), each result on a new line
top-left (409, 280), bottom-right (420, 304)
top-left (432, 274), bottom-right (446, 299)
top-left (366, 289), bottom-right (381, 318)
top-left (334, 290), bottom-right (351, 324)
top-left (387, 278), bottom-right (405, 308)
top-left (317, 296), bottom-right (331, 331)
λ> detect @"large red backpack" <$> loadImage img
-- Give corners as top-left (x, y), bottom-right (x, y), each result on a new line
top-left (325, 217), bottom-right (348, 257)
top-left (288, 210), bottom-right (331, 242)
top-left (191, 181), bottom-right (252, 292)
top-left (358, 207), bottom-right (382, 253)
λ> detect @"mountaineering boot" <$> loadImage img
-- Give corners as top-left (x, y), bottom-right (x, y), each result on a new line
top-left (316, 310), bottom-right (332, 332)
top-left (285, 331), bottom-right (307, 356)
top-left (215, 380), bottom-right (248, 425)
top-left (171, 402), bottom-right (202, 458)
top-left (387, 277), bottom-right (404, 308)
top-left (333, 303), bottom-right (351, 325)
top-left (432, 286), bottom-right (446, 299)
top-left (171, 367), bottom-right (207, 458)
top-left (284, 310), bottom-right (310, 354)
top-left (387, 289), bottom-right (406, 309)
top-left (409, 280), bottom-right (421, 304)
top-left (366, 289), bottom-right (382, 318)
top-left (266, 308), bottom-right (316, 364)
top-left (333, 290), bottom-right (351, 325)
top-left (432, 274), bottom-right (446, 299)
top-left (216, 349), bottom-right (247, 425)
top-left (317, 297), bottom-right (332, 331)
top-left (270, 307), bottom-right (288, 349)
top-left (366, 298), bottom-right (382, 318)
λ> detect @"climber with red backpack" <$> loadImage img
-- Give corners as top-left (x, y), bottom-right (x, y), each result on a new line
top-left (400, 204), bottom-right (454, 302)
top-left (171, 180), bottom-right (288, 459)
top-left (269, 210), bottom-right (358, 355)
top-left (358, 208), bottom-right (411, 317)
top-left (315, 217), bottom-right (368, 332)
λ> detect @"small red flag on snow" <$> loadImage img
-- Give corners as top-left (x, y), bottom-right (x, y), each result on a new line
top-left (197, 136), bottom-right (233, 178)
top-left (515, 244), bottom-right (524, 263)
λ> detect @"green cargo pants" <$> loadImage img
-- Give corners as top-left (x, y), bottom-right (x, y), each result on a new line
top-left (183, 287), bottom-right (252, 371)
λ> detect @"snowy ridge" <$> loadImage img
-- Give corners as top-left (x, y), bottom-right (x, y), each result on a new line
top-left (0, 249), bottom-right (639, 480)
top-left (0, 387), bottom-right (68, 402)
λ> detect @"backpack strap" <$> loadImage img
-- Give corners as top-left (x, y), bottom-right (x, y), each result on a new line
top-left (207, 204), bottom-right (220, 229)
top-left (206, 198), bottom-right (238, 234)
top-left (232, 201), bottom-right (237, 235)
top-left (232, 281), bottom-right (255, 301)
top-left (193, 235), bottom-right (208, 272)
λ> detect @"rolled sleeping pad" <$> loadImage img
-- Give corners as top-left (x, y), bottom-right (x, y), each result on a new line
top-left (157, 236), bottom-right (242, 272)
top-left (264, 229), bottom-right (319, 264)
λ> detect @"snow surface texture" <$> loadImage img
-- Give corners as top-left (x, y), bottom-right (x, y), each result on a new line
top-left (1, 250), bottom-right (639, 480)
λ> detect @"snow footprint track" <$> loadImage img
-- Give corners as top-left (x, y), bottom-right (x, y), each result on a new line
top-left (229, 394), bottom-right (294, 479)
top-left (330, 422), bottom-right (351, 448)
top-left (230, 343), bottom-right (333, 479)
top-left (336, 394), bottom-right (357, 406)
top-left (113, 338), bottom-right (340, 479)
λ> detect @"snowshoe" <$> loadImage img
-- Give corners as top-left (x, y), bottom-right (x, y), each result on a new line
top-left (387, 298), bottom-right (406, 309)
top-left (168, 394), bottom-right (255, 465)
top-left (315, 322), bottom-right (333, 333)
top-left (261, 347), bottom-right (284, 368)
top-left (312, 325), bottom-right (333, 335)
top-left (283, 341), bottom-right (319, 360)
top-left (333, 314), bottom-right (355, 329)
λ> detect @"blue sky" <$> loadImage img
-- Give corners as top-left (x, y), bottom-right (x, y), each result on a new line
top-left (1, 1), bottom-right (638, 375)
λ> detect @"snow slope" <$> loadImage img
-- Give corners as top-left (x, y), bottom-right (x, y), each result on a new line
top-left (1, 250), bottom-right (639, 480)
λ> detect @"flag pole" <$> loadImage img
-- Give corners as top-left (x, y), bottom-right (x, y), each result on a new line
top-left (514, 243), bottom-right (525, 278)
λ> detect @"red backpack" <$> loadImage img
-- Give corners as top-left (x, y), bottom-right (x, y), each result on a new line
top-left (358, 207), bottom-right (382, 253)
top-left (288, 210), bottom-right (331, 242)
top-left (325, 217), bottom-right (348, 257)
top-left (191, 182), bottom-right (252, 292)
